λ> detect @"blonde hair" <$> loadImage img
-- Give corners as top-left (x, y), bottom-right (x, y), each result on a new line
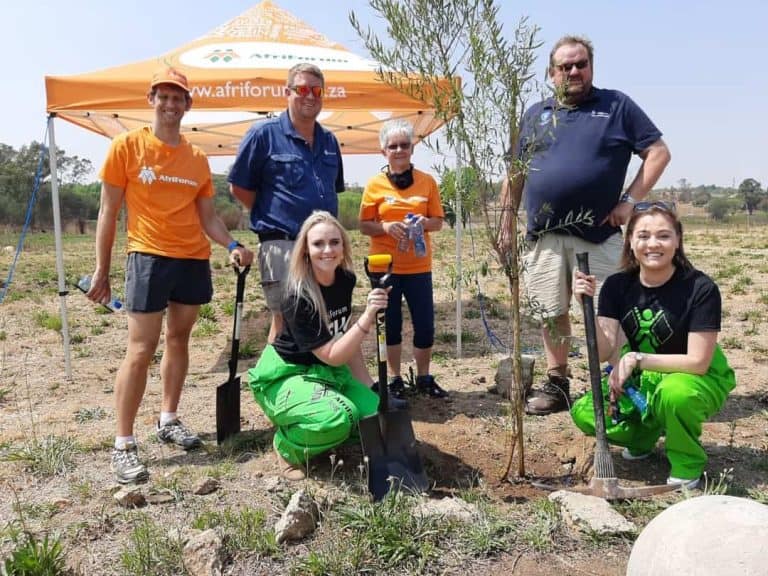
top-left (286, 211), bottom-right (354, 325)
top-left (287, 63), bottom-right (325, 88)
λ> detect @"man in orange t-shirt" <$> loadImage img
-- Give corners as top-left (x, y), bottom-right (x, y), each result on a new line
top-left (86, 68), bottom-right (254, 484)
top-left (359, 119), bottom-right (447, 401)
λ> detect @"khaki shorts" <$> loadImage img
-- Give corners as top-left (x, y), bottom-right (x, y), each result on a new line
top-left (258, 239), bottom-right (294, 311)
top-left (522, 233), bottom-right (622, 319)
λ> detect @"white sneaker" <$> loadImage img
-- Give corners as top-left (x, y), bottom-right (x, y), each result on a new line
top-left (111, 442), bottom-right (149, 484)
top-left (667, 476), bottom-right (700, 489)
top-left (621, 447), bottom-right (652, 461)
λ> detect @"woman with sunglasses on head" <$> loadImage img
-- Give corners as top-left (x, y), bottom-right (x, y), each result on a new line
top-left (359, 119), bottom-right (448, 402)
top-left (570, 202), bottom-right (735, 489)
top-left (247, 211), bottom-right (389, 480)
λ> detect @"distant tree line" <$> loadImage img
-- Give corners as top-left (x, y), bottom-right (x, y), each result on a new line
top-left (655, 177), bottom-right (768, 221)
top-left (0, 141), bottom-right (96, 230)
top-left (4, 140), bottom-right (765, 229)
top-left (0, 141), bottom-right (248, 231)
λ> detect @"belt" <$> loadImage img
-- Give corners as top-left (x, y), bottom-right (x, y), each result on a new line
top-left (257, 231), bottom-right (294, 242)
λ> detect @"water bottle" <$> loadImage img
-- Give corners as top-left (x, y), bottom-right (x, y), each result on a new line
top-left (624, 383), bottom-right (648, 414)
top-left (408, 213), bottom-right (427, 257)
top-left (397, 216), bottom-right (411, 252)
top-left (76, 275), bottom-right (122, 312)
top-left (606, 365), bottom-right (647, 421)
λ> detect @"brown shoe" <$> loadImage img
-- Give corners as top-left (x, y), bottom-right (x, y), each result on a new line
top-left (525, 375), bottom-right (570, 415)
top-left (275, 448), bottom-right (306, 481)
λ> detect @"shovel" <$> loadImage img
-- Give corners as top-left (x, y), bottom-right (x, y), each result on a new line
top-left (532, 252), bottom-right (679, 499)
top-left (358, 254), bottom-right (429, 500)
top-left (216, 264), bottom-right (250, 445)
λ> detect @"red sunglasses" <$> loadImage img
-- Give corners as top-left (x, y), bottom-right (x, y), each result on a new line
top-left (289, 85), bottom-right (323, 98)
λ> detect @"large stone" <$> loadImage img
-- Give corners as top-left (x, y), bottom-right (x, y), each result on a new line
top-left (549, 490), bottom-right (635, 536)
top-left (628, 495), bottom-right (768, 576)
top-left (274, 489), bottom-right (319, 544)
top-left (183, 529), bottom-right (224, 576)
top-left (493, 354), bottom-right (535, 399)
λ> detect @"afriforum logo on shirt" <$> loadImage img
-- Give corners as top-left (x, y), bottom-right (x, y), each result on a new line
top-left (138, 166), bottom-right (198, 187)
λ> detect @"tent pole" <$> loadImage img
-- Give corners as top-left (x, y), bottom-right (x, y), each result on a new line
top-left (455, 145), bottom-right (463, 359)
top-left (47, 115), bottom-right (73, 380)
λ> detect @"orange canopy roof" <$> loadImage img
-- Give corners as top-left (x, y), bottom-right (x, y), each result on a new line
top-left (44, 0), bottom-right (451, 155)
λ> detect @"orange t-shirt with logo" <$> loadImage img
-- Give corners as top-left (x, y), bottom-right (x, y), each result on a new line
top-left (99, 127), bottom-right (214, 260)
top-left (359, 169), bottom-right (444, 275)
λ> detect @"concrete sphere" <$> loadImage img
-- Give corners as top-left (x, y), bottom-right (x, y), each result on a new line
top-left (627, 495), bottom-right (768, 576)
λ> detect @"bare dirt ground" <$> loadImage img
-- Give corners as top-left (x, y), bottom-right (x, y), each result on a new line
top-left (1, 211), bottom-right (767, 575)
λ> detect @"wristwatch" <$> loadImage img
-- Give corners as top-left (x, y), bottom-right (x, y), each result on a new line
top-left (227, 240), bottom-right (243, 253)
top-left (620, 192), bottom-right (638, 205)
top-left (633, 352), bottom-right (645, 370)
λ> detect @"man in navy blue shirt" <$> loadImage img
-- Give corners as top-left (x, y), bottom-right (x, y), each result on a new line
top-left (500, 35), bottom-right (670, 415)
top-left (229, 63), bottom-right (344, 342)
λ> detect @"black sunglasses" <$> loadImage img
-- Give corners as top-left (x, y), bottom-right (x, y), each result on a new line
top-left (633, 201), bottom-right (677, 213)
top-left (555, 59), bottom-right (589, 73)
top-left (386, 142), bottom-right (412, 151)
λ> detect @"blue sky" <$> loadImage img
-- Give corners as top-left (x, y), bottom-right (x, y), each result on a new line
top-left (5, 0), bottom-right (766, 189)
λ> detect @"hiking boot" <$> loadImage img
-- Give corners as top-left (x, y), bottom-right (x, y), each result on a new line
top-left (388, 376), bottom-right (407, 400)
top-left (525, 375), bottom-right (570, 415)
top-left (416, 374), bottom-right (449, 398)
top-left (156, 419), bottom-right (202, 450)
top-left (372, 381), bottom-right (408, 410)
top-left (111, 442), bottom-right (149, 484)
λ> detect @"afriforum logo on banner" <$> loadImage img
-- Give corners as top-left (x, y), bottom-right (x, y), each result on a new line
top-left (179, 42), bottom-right (378, 71)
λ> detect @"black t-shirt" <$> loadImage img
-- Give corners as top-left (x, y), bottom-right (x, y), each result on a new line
top-left (598, 267), bottom-right (721, 355)
top-left (273, 268), bottom-right (356, 365)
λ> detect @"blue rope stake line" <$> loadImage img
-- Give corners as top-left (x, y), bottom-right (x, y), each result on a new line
top-left (0, 125), bottom-right (49, 304)
top-left (464, 212), bottom-right (509, 354)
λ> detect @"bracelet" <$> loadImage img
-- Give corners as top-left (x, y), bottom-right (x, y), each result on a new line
top-left (356, 320), bottom-right (370, 335)
top-left (227, 240), bottom-right (243, 253)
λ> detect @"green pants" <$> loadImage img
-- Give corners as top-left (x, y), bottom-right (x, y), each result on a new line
top-left (248, 345), bottom-right (380, 466)
top-left (571, 346), bottom-right (735, 479)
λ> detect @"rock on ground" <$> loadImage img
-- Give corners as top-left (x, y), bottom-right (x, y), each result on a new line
top-left (183, 529), bottom-right (224, 576)
top-left (627, 495), bottom-right (768, 576)
top-left (549, 490), bottom-right (635, 536)
top-left (274, 489), bottom-right (319, 544)
top-left (413, 497), bottom-right (480, 523)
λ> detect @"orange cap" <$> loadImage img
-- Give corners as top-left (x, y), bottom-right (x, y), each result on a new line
top-left (150, 67), bottom-right (190, 93)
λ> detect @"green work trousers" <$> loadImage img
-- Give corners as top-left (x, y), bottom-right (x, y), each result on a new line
top-left (248, 345), bottom-right (380, 466)
top-left (571, 345), bottom-right (735, 480)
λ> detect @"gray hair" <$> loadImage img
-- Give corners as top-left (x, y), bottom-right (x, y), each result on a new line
top-left (287, 63), bottom-right (325, 88)
top-left (549, 35), bottom-right (594, 69)
top-left (379, 119), bottom-right (414, 150)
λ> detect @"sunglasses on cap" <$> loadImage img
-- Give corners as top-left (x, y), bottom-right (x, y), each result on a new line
top-left (289, 85), bottom-right (323, 98)
top-left (633, 201), bottom-right (677, 213)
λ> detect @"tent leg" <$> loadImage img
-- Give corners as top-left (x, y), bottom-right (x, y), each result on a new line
top-left (455, 145), bottom-right (463, 359)
top-left (47, 115), bottom-right (72, 380)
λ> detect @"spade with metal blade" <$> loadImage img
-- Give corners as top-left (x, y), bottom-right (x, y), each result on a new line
top-left (532, 252), bottom-right (679, 499)
top-left (216, 264), bottom-right (250, 445)
top-left (358, 254), bottom-right (429, 500)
